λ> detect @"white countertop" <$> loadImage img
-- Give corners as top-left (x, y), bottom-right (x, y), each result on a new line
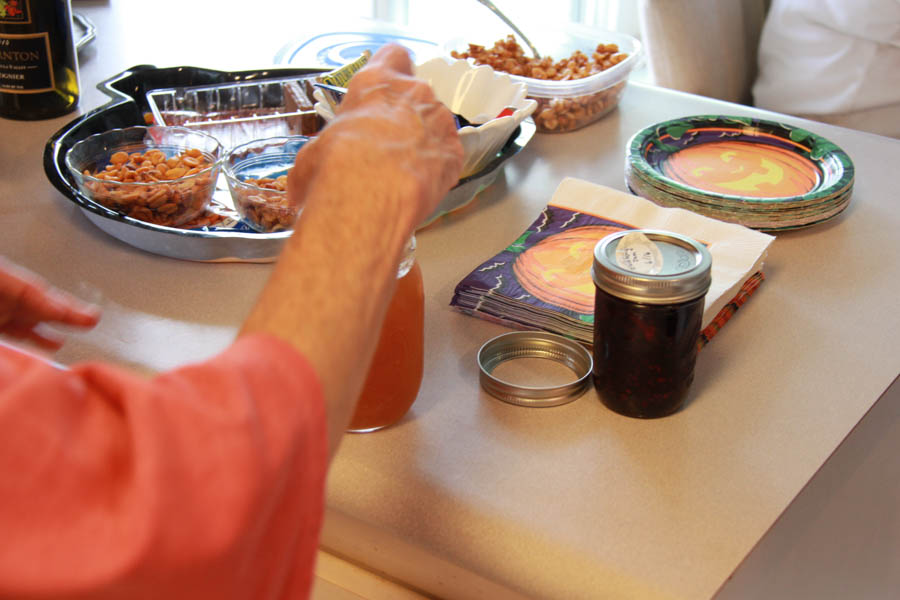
top-left (318, 94), bottom-right (900, 598)
top-left (3, 2), bottom-right (899, 598)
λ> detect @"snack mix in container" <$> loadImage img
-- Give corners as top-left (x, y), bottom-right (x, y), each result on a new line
top-left (451, 26), bottom-right (639, 133)
top-left (223, 136), bottom-right (309, 233)
top-left (66, 126), bottom-right (223, 227)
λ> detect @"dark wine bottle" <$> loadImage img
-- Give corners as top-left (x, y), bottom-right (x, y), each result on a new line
top-left (0, 0), bottom-right (79, 120)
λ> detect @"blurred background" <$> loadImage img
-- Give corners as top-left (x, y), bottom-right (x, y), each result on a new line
top-left (70, 0), bottom-right (898, 138)
top-left (321, 0), bottom-right (642, 37)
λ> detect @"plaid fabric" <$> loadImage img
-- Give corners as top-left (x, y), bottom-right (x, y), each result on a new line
top-left (698, 271), bottom-right (765, 351)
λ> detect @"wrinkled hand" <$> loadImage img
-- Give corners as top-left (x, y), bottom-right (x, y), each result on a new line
top-left (288, 44), bottom-right (464, 230)
top-left (0, 258), bottom-right (100, 351)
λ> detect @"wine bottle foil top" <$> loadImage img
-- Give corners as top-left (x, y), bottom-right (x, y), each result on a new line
top-left (477, 331), bottom-right (593, 407)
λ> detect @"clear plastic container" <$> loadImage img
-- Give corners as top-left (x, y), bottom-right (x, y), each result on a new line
top-left (146, 76), bottom-right (322, 149)
top-left (447, 23), bottom-right (642, 133)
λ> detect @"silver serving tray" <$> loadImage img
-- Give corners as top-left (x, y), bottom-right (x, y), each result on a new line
top-left (44, 65), bottom-right (535, 263)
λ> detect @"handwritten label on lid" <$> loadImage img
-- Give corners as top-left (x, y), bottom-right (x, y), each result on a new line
top-left (616, 232), bottom-right (663, 275)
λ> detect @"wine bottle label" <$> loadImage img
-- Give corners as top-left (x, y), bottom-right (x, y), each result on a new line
top-left (0, 0), bottom-right (32, 24)
top-left (0, 32), bottom-right (55, 93)
top-left (0, 0), bottom-right (53, 94)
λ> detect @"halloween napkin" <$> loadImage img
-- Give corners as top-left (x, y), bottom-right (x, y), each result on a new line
top-left (451, 178), bottom-right (775, 347)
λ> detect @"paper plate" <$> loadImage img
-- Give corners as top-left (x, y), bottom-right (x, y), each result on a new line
top-left (274, 28), bottom-right (439, 69)
top-left (625, 115), bottom-right (854, 230)
top-left (625, 164), bottom-right (852, 232)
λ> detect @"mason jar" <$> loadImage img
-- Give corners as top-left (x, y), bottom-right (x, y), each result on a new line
top-left (591, 229), bottom-right (712, 418)
top-left (348, 236), bottom-right (424, 432)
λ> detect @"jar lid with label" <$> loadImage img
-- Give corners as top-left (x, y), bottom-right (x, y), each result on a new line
top-left (591, 229), bottom-right (712, 304)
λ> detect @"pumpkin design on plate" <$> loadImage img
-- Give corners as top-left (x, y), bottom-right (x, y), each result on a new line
top-left (660, 139), bottom-right (820, 198)
top-left (513, 225), bottom-right (625, 313)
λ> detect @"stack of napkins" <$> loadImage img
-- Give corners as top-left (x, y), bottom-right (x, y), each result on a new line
top-left (451, 178), bottom-right (775, 347)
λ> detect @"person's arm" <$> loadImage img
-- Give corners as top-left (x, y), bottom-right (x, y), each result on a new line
top-left (0, 335), bottom-right (328, 599)
top-left (0, 43), bottom-right (462, 598)
top-left (2, 44), bottom-right (462, 462)
top-left (239, 44), bottom-right (463, 459)
top-left (0, 261), bottom-right (329, 598)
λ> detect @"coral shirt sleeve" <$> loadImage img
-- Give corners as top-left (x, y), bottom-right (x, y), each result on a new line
top-left (0, 333), bottom-right (328, 600)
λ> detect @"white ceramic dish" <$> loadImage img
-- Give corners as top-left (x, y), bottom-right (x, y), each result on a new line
top-left (314, 56), bottom-right (537, 177)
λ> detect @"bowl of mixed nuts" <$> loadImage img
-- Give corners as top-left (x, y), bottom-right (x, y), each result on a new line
top-left (65, 126), bottom-right (223, 227)
top-left (449, 23), bottom-right (642, 133)
top-left (223, 135), bottom-right (309, 233)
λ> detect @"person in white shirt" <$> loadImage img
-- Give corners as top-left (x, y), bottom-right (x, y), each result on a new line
top-left (753, 0), bottom-right (900, 138)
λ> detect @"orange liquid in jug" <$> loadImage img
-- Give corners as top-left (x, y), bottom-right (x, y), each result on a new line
top-left (348, 261), bottom-right (424, 432)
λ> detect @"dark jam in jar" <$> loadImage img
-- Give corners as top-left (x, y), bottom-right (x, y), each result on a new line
top-left (591, 230), bottom-right (712, 419)
top-left (592, 288), bottom-right (704, 418)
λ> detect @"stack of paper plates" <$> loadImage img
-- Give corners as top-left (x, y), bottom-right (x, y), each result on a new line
top-left (625, 115), bottom-right (854, 231)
